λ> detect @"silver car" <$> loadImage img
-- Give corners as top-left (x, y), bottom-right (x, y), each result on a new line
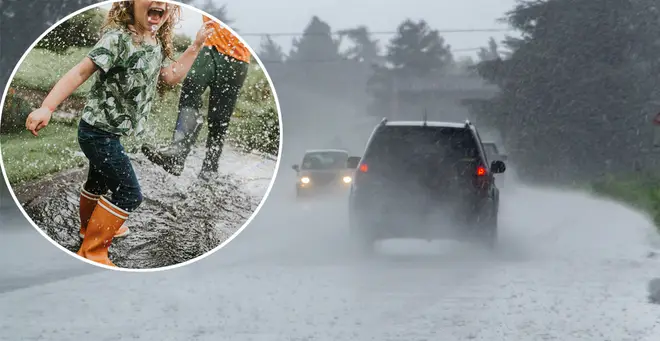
top-left (291, 149), bottom-right (360, 199)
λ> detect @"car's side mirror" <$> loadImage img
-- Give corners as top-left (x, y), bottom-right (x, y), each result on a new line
top-left (292, 164), bottom-right (299, 172)
top-left (491, 160), bottom-right (506, 174)
top-left (347, 156), bottom-right (361, 169)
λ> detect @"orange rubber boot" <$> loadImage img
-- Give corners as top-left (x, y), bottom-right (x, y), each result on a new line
top-left (79, 188), bottom-right (130, 238)
top-left (76, 196), bottom-right (128, 267)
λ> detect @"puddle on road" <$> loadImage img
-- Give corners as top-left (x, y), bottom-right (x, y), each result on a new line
top-left (12, 146), bottom-right (276, 269)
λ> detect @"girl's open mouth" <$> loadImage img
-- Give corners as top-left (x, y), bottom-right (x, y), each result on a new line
top-left (147, 7), bottom-right (165, 26)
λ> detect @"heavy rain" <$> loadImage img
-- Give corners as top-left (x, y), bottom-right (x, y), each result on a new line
top-left (1, 0), bottom-right (660, 339)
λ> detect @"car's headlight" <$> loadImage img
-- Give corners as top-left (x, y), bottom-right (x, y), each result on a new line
top-left (342, 176), bottom-right (352, 183)
top-left (300, 177), bottom-right (310, 184)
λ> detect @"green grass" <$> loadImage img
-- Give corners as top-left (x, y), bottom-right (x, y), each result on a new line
top-left (12, 48), bottom-right (94, 97)
top-left (2, 46), bottom-right (278, 185)
top-left (1, 122), bottom-right (85, 183)
top-left (591, 174), bottom-right (660, 232)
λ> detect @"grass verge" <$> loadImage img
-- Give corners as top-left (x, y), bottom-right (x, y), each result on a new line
top-left (1, 122), bottom-right (84, 184)
top-left (591, 174), bottom-right (660, 232)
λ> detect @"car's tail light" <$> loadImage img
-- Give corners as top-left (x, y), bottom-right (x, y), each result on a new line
top-left (476, 165), bottom-right (487, 176)
top-left (473, 164), bottom-right (490, 192)
top-left (359, 163), bottom-right (368, 173)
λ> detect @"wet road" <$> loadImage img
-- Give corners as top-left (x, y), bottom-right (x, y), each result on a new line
top-left (1, 175), bottom-right (660, 340)
top-left (0, 207), bottom-right (99, 293)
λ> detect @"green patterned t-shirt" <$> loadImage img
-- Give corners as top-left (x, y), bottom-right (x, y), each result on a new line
top-left (81, 28), bottom-right (170, 137)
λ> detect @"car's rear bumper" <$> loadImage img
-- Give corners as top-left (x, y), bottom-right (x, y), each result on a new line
top-left (349, 196), bottom-right (495, 239)
top-left (351, 208), bottom-right (473, 238)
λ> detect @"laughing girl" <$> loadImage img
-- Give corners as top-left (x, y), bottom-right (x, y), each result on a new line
top-left (24, 0), bottom-right (214, 267)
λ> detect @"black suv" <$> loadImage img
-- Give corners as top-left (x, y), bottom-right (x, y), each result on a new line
top-left (348, 118), bottom-right (506, 254)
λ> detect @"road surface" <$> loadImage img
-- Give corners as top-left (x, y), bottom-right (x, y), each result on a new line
top-left (1, 171), bottom-right (660, 340)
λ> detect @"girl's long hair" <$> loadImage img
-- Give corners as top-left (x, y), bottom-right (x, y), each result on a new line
top-left (101, 1), bottom-right (182, 95)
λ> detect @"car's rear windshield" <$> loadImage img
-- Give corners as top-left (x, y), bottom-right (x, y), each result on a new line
top-left (301, 151), bottom-right (349, 170)
top-left (482, 144), bottom-right (499, 158)
top-left (363, 126), bottom-right (479, 168)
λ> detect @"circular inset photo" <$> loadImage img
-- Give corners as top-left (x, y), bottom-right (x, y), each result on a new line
top-left (0, 0), bottom-right (282, 271)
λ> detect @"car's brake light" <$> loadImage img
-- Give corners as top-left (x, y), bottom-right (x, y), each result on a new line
top-left (476, 165), bottom-right (487, 176)
top-left (359, 164), bottom-right (368, 173)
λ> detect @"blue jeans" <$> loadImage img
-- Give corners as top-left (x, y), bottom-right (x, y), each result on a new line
top-left (77, 119), bottom-right (143, 212)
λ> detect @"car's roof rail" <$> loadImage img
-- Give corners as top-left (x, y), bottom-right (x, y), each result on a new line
top-left (379, 117), bottom-right (388, 126)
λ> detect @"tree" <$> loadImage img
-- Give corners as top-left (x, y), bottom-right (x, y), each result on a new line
top-left (365, 19), bottom-right (455, 117)
top-left (258, 35), bottom-right (286, 63)
top-left (477, 37), bottom-right (500, 62)
top-left (191, 0), bottom-right (233, 26)
top-left (471, 0), bottom-right (657, 183)
top-left (338, 26), bottom-right (381, 64)
top-left (385, 19), bottom-right (454, 76)
top-left (287, 16), bottom-right (342, 63)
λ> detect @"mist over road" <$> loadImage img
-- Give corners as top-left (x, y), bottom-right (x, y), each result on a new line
top-left (2, 164), bottom-right (660, 340)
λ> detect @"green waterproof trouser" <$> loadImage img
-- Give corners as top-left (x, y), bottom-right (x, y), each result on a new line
top-left (174, 45), bottom-right (249, 172)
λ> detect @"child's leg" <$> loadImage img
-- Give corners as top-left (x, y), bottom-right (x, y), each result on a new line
top-left (77, 123), bottom-right (141, 266)
top-left (103, 148), bottom-right (143, 213)
top-left (142, 46), bottom-right (215, 176)
top-left (79, 163), bottom-right (130, 238)
top-left (79, 164), bottom-right (106, 233)
top-left (200, 55), bottom-right (249, 178)
top-left (77, 195), bottom-right (129, 267)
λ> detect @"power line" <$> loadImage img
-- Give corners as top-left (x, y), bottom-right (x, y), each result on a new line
top-left (240, 28), bottom-right (513, 37)
top-left (446, 47), bottom-right (483, 52)
top-left (258, 47), bottom-right (484, 64)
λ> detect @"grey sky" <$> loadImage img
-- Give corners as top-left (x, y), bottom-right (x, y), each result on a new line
top-left (219, 0), bottom-right (520, 59)
top-left (102, 0), bottom-right (520, 59)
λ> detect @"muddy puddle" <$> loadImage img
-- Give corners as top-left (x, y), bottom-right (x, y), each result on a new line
top-left (11, 146), bottom-right (277, 269)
